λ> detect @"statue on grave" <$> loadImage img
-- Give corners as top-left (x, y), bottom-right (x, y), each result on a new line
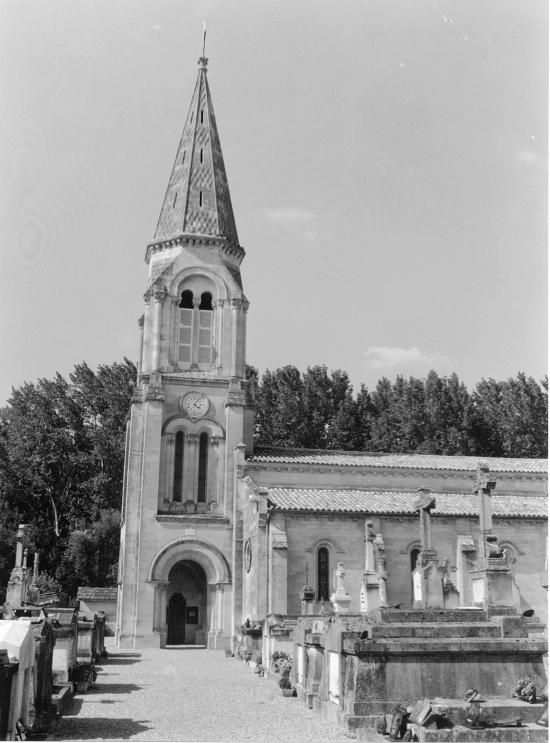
top-left (331, 562), bottom-right (352, 615)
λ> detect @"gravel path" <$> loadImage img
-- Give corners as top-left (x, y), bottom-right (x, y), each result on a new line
top-left (52, 644), bottom-right (358, 742)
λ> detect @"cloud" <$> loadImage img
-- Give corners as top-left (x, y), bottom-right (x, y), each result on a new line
top-left (265, 207), bottom-right (315, 225)
top-left (362, 346), bottom-right (450, 371)
top-left (514, 150), bottom-right (539, 165)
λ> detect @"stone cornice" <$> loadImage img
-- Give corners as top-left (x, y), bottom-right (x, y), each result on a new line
top-left (155, 514), bottom-right (230, 525)
top-left (141, 374), bottom-right (242, 388)
top-left (145, 234), bottom-right (245, 265)
top-left (242, 462), bottom-right (545, 482)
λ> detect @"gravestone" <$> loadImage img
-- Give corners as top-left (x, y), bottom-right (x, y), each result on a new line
top-left (469, 463), bottom-right (516, 611)
top-left (6, 525), bottom-right (29, 609)
top-left (300, 563), bottom-right (316, 615)
top-left (411, 490), bottom-right (444, 609)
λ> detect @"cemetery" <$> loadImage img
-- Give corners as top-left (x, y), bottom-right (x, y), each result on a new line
top-left (0, 526), bottom-right (107, 741)
top-left (231, 464), bottom-right (548, 742)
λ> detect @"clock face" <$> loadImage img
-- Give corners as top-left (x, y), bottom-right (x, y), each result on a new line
top-left (181, 392), bottom-right (209, 418)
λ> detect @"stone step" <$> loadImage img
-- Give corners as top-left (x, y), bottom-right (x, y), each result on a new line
top-left (436, 697), bottom-right (545, 726)
top-left (368, 622), bottom-right (502, 639)
top-left (379, 608), bottom-right (488, 624)
top-left (410, 722), bottom-right (547, 742)
top-left (50, 683), bottom-right (73, 715)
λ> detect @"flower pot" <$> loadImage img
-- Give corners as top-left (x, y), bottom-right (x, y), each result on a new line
top-left (281, 688), bottom-right (295, 697)
top-left (76, 681), bottom-right (89, 693)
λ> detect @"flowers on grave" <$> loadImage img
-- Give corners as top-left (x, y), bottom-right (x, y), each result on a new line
top-left (271, 650), bottom-right (292, 674)
top-left (73, 660), bottom-right (97, 692)
top-left (513, 677), bottom-right (537, 703)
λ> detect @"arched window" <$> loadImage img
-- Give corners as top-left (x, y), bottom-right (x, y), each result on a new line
top-left (173, 431), bottom-right (184, 502)
top-left (410, 548), bottom-right (420, 572)
top-left (198, 292), bottom-right (213, 365)
top-left (317, 547), bottom-right (329, 601)
top-left (178, 291), bottom-right (194, 364)
top-left (197, 432), bottom-right (209, 503)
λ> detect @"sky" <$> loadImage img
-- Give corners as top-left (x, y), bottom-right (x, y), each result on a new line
top-left (0, 0), bottom-right (547, 404)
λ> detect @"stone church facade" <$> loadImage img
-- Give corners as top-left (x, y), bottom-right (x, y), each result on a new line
top-left (116, 55), bottom-right (547, 649)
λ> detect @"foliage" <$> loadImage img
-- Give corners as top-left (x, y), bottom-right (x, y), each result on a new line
top-left (249, 365), bottom-right (547, 458)
top-left (0, 359), bottom-right (135, 598)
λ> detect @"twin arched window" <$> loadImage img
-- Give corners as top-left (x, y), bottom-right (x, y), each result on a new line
top-left (172, 431), bottom-right (210, 504)
top-left (178, 290), bottom-right (214, 366)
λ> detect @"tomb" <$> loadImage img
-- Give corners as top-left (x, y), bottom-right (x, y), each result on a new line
top-left (23, 614), bottom-right (56, 735)
top-left (76, 586), bottom-right (117, 636)
top-left (48, 608), bottom-right (78, 685)
top-left (0, 620), bottom-right (36, 740)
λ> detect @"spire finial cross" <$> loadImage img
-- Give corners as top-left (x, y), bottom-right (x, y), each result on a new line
top-left (202, 20), bottom-right (207, 57)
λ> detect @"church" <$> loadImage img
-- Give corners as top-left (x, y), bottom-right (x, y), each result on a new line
top-left (115, 54), bottom-right (548, 650)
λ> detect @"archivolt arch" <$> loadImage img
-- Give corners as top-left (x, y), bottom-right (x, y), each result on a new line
top-left (162, 415), bottom-right (225, 437)
top-left (169, 267), bottom-right (228, 302)
top-left (148, 538), bottom-right (231, 585)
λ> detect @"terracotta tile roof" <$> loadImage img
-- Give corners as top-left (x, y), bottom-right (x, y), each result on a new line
top-left (77, 587), bottom-right (118, 601)
top-left (248, 447), bottom-right (547, 474)
top-left (266, 488), bottom-right (548, 518)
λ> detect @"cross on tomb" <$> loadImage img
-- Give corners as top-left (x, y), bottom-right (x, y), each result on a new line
top-left (414, 488), bottom-right (436, 552)
top-left (473, 462), bottom-right (496, 558)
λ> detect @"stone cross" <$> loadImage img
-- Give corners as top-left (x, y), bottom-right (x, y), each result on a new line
top-left (364, 521), bottom-right (376, 573)
top-left (474, 462), bottom-right (496, 558)
top-left (414, 489), bottom-right (436, 552)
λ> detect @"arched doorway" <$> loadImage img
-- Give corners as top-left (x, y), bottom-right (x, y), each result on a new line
top-left (166, 560), bottom-right (207, 646)
top-left (149, 537), bottom-right (232, 650)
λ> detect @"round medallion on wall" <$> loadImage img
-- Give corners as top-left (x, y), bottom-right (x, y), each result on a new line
top-left (244, 539), bottom-right (252, 573)
top-left (180, 391), bottom-right (210, 419)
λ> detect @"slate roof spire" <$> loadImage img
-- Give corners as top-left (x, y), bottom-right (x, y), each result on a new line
top-left (153, 53), bottom-right (239, 246)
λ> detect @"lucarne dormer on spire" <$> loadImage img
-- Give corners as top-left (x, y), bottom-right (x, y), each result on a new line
top-left (152, 56), bottom-right (239, 248)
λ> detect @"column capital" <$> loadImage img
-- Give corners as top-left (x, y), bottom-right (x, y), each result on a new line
top-left (153, 288), bottom-right (166, 302)
top-left (143, 290), bottom-right (152, 304)
top-left (216, 298), bottom-right (225, 308)
top-left (186, 434), bottom-right (199, 446)
top-left (230, 297), bottom-right (242, 309)
top-left (138, 314), bottom-right (145, 328)
top-left (210, 436), bottom-right (224, 448)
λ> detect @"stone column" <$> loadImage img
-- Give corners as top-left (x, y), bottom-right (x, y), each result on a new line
top-left (151, 289), bottom-right (165, 372)
top-left (208, 436), bottom-right (222, 505)
top-left (152, 581), bottom-right (169, 648)
top-left (141, 291), bottom-right (151, 374)
top-left (185, 434), bottom-right (199, 502)
top-left (216, 299), bottom-right (224, 369)
top-left (230, 298), bottom-right (241, 377)
top-left (137, 315), bottom-right (144, 378)
top-left (163, 434), bottom-right (176, 503)
top-left (191, 297), bottom-right (201, 369)
top-left (216, 584), bottom-right (225, 632)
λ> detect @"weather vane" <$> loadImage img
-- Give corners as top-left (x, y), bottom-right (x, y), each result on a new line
top-left (202, 20), bottom-right (207, 57)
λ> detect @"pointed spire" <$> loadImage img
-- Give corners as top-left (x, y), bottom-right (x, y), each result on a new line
top-left (153, 52), bottom-right (240, 247)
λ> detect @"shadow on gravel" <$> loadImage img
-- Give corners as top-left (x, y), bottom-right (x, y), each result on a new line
top-left (56, 717), bottom-right (152, 740)
top-left (102, 657), bottom-right (143, 665)
top-left (89, 683), bottom-right (142, 695)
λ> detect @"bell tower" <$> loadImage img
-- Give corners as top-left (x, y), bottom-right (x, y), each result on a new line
top-left (116, 52), bottom-right (252, 649)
